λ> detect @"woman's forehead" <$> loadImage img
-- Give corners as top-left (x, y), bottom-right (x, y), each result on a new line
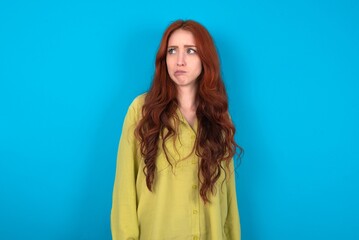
top-left (168, 29), bottom-right (196, 46)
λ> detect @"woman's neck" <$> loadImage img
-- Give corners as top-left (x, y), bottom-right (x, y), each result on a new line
top-left (176, 85), bottom-right (198, 128)
top-left (177, 85), bottom-right (198, 111)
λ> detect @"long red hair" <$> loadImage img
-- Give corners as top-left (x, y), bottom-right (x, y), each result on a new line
top-left (135, 20), bottom-right (242, 203)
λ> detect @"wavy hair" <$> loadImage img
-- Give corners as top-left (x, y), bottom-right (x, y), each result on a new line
top-left (135, 19), bottom-right (243, 203)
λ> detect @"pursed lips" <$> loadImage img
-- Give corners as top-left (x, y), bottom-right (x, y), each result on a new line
top-left (174, 70), bottom-right (186, 76)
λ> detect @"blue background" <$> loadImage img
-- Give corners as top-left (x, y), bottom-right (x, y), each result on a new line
top-left (1, 0), bottom-right (358, 239)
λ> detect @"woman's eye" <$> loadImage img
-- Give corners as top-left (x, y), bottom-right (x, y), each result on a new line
top-left (187, 48), bottom-right (197, 54)
top-left (168, 48), bottom-right (176, 54)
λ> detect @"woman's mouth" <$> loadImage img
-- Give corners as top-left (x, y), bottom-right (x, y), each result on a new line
top-left (174, 70), bottom-right (186, 76)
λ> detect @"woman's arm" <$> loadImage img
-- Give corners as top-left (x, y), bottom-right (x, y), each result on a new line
top-left (111, 103), bottom-right (140, 240)
top-left (224, 160), bottom-right (241, 240)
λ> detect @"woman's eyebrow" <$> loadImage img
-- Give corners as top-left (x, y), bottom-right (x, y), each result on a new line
top-left (167, 45), bottom-right (197, 48)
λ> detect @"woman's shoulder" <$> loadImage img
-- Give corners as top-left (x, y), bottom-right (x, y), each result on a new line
top-left (127, 92), bottom-right (147, 117)
top-left (129, 92), bottom-right (147, 108)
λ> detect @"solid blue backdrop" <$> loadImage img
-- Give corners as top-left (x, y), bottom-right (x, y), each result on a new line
top-left (0, 0), bottom-right (358, 239)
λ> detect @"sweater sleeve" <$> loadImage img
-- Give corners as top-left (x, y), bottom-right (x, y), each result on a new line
top-left (224, 160), bottom-right (241, 240)
top-left (111, 101), bottom-right (140, 240)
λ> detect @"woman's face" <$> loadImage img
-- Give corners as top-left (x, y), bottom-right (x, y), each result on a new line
top-left (166, 29), bottom-right (202, 89)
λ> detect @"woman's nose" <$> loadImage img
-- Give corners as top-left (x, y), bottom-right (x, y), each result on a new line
top-left (176, 51), bottom-right (186, 66)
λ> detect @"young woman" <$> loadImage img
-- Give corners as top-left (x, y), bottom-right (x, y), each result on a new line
top-left (111, 19), bottom-right (242, 240)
